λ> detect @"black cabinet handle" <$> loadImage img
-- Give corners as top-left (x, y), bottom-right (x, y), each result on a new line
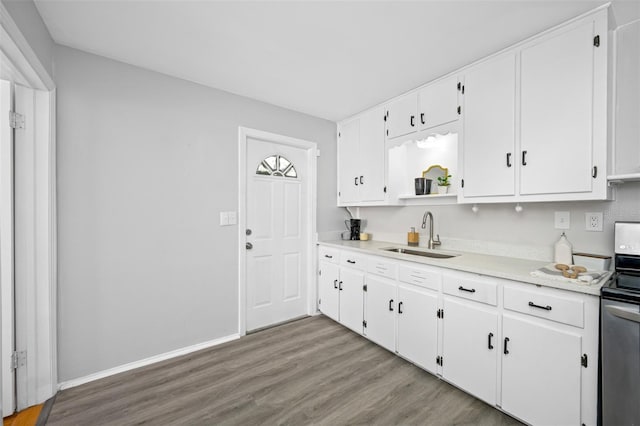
top-left (359, 176), bottom-right (363, 185)
top-left (504, 337), bottom-right (510, 354)
top-left (488, 332), bottom-right (494, 350)
top-left (333, 279), bottom-right (338, 289)
top-left (398, 302), bottom-right (404, 314)
top-left (338, 281), bottom-right (343, 291)
top-left (389, 299), bottom-right (394, 311)
top-left (410, 115), bottom-right (415, 127)
top-left (324, 254), bottom-right (333, 259)
top-left (592, 166), bottom-right (598, 178)
top-left (346, 260), bottom-right (356, 264)
top-left (528, 301), bottom-right (552, 311)
top-left (354, 177), bottom-right (358, 186)
top-left (522, 150), bottom-right (527, 166)
top-left (506, 153), bottom-right (512, 168)
top-left (420, 113), bottom-right (425, 125)
top-left (458, 286), bottom-right (476, 293)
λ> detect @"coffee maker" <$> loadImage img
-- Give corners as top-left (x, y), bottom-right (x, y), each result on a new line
top-left (344, 219), bottom-right (361, 240)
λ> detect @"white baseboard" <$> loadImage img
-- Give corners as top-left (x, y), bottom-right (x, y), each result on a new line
top-left (58, 333), bottom-right (240, 390)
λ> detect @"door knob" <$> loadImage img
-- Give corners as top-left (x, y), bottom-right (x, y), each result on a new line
top-left (246, 242), bottom-right (253, 250)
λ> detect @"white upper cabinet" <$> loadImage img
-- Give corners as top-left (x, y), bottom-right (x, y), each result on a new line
top-left (460, 53), bottom-right (516, 199)
top-left (520, 20), bottom-right (597, 196)
top-left (337, 106), bottom-right (386, 206)
top-left (385, 92), bottom-right (418, 139)
top-left (418, 76), bottom-right (461, 131)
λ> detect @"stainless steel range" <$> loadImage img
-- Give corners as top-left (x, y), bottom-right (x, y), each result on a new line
top-left (601, 221), bottom-right (640, 425)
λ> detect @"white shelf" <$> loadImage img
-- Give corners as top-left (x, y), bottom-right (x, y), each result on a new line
top-left (398, 193), bottom-right (457, 200)
top-left (607, 173), bottom-right (640, 183)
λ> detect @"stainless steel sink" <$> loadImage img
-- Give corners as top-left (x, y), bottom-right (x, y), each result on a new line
top-left (381, 247), bottom-right (459, 259)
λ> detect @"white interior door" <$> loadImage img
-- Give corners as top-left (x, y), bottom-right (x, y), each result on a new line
top-left (0, 79), bottom-right (15, 417)
top-left (245, 136), bottom-right (310, 331)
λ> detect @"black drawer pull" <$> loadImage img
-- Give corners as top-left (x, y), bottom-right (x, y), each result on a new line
top-left (359, 176), bottom-right (364, 185)
top-left (389, 299), bottom-right (394, 311)
top-left (333, 279), bottom-right (338, 289)
top-left (410, 115), bottom-right (415, 127)
top-left (338, 281), bottom-right (343, 291)
top-left (528, 301), bottom-right (552, 311)
top-left (420, 113), bottom-right (425, 125)
top-left (488, 332), bottom-right (494, 350)
top-left (504, 337), bottom-right (510, 355)
top-left (354, 177), bottom-right (358, 186)
top-left (398, 302), bottom-right (404, 314)
top-left (458, 286), bottom-right (476, 293)
top-left (324, 254), bottom-right (333, 259)
top-left (346, 260), bottom-right (356, 264)
top-left (506, 152), bottom-right (512, 168)
top-left (522, 150), bottom-right (527, 166)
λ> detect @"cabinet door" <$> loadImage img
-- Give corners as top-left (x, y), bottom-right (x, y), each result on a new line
top-left (318, 261), bottom-right (339, 321)
top-left (364, 275), bottom-right (397, 352)
top-left (520, 21), bottom-right (596, 195)
top-left (461, 53), bottom-right (516, 198)
top-left (386, 92), bottom-right (418, 139)
top-left (418, 76), bottom-right (460, 131)
top-left (397, 284), bottom-right (438, 372)
top-left (339, 267), bottom-right (364, 334)
top-left (502, 315), bottom-right (582, 426)
top-left (442, 297), bottom-right (498, 405)
top-left (337, 119), bottom-right (360, 204)
top-left (359, 107), bottom-right (386, 202)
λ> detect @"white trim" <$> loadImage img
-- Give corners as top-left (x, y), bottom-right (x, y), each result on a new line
top-left (238, 127), bottom-right (318, 336)
top-left (0, 3), bottom-right (54, 91)
top-left (58, 334), bottom-right (241, 391)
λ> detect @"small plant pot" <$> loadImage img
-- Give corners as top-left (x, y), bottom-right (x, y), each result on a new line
top-left (437, 185), bottom-right (449, 195)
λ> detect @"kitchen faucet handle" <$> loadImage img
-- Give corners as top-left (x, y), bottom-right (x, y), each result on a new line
top-left (434, 234), bottom-right (441, 245)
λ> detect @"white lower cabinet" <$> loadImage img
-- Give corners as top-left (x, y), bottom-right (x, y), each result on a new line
top-left (442, 297), bottom-right (498, 405)
top-left (501, 315), bottom-right (582, 426)
top-left (317, 246), bottom-right (598, 426)
top-left (397, 284), bottom-right (438, 372)
top-left (317, 249), bottom-right (364, 334)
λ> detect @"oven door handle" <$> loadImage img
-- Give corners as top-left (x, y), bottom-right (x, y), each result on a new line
top-left (605, 305), bottom-right (640, 324)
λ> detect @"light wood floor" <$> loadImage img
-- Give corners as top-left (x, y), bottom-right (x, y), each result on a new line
top-left (47, 315), bottom-right (521, 425)
top-left (3, 404), bottom-right (43, 426)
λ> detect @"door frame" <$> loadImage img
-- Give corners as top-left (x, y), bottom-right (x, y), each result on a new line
top-left (238, 127), bottom-right (317, 336)
top-left (1, 3), bottom-right (57, 414)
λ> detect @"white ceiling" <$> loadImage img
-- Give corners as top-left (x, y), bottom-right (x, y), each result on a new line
top-left (34, 0), bottom-right (639, 122)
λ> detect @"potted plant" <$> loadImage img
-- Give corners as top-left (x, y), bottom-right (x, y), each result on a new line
top-left (437, 174), bottom-right (452, 194)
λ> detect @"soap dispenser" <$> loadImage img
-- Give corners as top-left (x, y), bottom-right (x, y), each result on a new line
top-left (554, 232), bottom-right (573, 265)
top-left (408, 227), bottom-right (419, 247)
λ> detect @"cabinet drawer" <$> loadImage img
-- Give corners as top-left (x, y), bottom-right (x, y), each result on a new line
top-left (504, 286), bottom-right (584, 328)
top-left (398, 264), bottom-right (441, 291)
top-left (367, 258), bottom-right (397, 279)
top-left (318, 246), bottom-right (340, 264)
top-left (442, 272), bottom-right (497, 306)
top-left (340, 251), bottom-right (367, 270)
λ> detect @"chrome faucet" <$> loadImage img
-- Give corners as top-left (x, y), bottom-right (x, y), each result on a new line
top-left (421, 211), bottom-right (441, 249)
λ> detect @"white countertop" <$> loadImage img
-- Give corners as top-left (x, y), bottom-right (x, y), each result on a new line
top-left (318, 239), bottom-right (610, 296)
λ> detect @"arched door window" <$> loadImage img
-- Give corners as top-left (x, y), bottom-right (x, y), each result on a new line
top-left (256, 155), bottom-right (297, 178)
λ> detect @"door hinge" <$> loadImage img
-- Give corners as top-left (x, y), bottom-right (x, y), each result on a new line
top-left (386, 129), bottom-right (389, 136)
top-left (363, 320), bottom-right (367, 328)
top-left (383, 186), bottom-right (387, 193)
top-left (363, 284), bottom-right (367, 292)
top-left (319, 270), bottom-right (322, 276)
top-left (436, 355), bottom-right (443, 366)
top-left (593, 35), bottom-right (600, 47)
top-left (338, 132), bottom-right (341, 138)
top-left (581, 354), bottom-right (588, 368)
top-left (457, 106), bottom-right (462, 115)
top-left (11, 351), bottom-right (26, 370)
top-left (461, 179), bottom-right (464, 188)
top-left (383, 113), bottom-right (387, 122)
top-left (9, 111), bottom-right (25, 129)
top-left (318, 298), bottom-right (321, 305)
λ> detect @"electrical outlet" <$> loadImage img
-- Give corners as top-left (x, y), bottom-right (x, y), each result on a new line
top-left (585, 212), bottom-right (603, 232)
top-left (554, 211), bottom-right (570, 229)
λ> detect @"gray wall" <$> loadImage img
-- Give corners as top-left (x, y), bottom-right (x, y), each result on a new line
top-left (2, 0), bottom-right (55, 79)
top-left (55, 45), bottom-right (341, 382)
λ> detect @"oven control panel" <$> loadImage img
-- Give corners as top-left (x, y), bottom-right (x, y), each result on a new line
top-left (615, 222), bottom-right (640, 255)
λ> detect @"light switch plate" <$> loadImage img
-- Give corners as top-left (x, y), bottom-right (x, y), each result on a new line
top-left (554, 211), bottom-right (570, 229)
top-left (219, 212), bottom-right (229, 226)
